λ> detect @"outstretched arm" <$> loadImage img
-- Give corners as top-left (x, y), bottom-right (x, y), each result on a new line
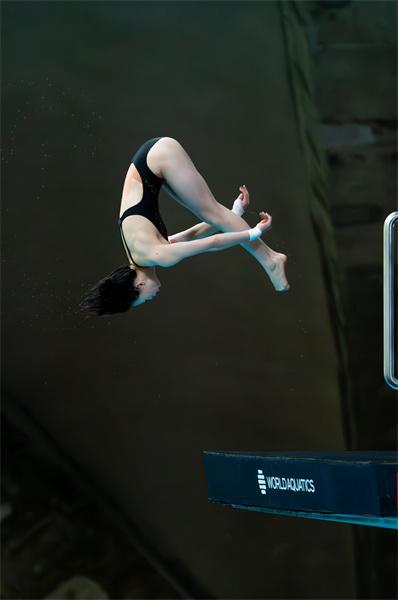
top-left (152, 213), bottom-right (271, 267)
top-left (168, 186), bottom-right (248, 243)
top-left (168, 221), bottom-right (218, 243)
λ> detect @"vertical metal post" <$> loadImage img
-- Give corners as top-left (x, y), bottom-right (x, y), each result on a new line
top-left (383, 212), bottom-right (398, 390)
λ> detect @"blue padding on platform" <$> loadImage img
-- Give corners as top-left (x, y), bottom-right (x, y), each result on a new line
top-left (228, 503), bottom-right (398, 529)
top-left (204, 450), bottom-right (398, 528)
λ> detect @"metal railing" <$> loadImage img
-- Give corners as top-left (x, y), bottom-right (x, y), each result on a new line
top-left (383, 212), bottom-right (398, 390)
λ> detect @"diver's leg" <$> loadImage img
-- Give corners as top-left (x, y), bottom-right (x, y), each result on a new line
top-left (158, 137), bottom-right (289, 291)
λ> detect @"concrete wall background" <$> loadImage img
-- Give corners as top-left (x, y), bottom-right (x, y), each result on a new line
top-left (3, 1), bottom-right (395, 598)
top-left (305, 2), bottom-right (397, 597)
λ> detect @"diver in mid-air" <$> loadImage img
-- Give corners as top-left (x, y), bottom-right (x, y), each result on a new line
top-left (79, 136), bottom-right (289, 315)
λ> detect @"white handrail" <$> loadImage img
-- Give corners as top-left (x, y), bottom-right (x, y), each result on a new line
top-left (383, 212), bottom-right (398, 390)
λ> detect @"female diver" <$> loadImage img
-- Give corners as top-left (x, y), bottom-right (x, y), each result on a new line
top-left (79, 136), bottom-right (289, 315)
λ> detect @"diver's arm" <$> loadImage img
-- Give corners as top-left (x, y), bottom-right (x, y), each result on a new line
top-left (157, 231), bottom-right (252, 266)
top-left (154, 217), bottom-right (269, 267)
top-left (168, 222), bottom-right (218, 243)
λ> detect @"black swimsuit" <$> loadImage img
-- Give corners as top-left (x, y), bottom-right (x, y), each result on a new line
top-left (118, 136), bottom-right (169, 267)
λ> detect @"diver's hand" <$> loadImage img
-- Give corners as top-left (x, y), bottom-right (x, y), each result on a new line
top-left (256, 211), bottom-right (272, 234)
top-left (232, 184), bottom-right (250, 215)
top-left (239, 185), bottom-right (250, 211)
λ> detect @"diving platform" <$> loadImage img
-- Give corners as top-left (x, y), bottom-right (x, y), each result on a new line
top-left (203, 451), bottom-right (398, 529)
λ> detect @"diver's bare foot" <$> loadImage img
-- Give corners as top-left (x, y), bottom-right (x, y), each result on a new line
top-left (257, 211), bottom-right (289, 291)
top-left (266, 252), bottom-right (290, 292)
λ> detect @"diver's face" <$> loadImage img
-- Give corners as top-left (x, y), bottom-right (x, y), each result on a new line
top-left (131, 268), bottom-right (161, 307)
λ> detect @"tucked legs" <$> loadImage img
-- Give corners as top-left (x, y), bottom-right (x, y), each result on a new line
top-left (158, 137), bottom-right (289, 290)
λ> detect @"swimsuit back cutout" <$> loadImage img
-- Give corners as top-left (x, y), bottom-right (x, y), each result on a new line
top-left (118, 137), bottom-right (169, 267)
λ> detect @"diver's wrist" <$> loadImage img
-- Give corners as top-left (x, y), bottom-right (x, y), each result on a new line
top-left (232, 197), bottom-right (245, 216)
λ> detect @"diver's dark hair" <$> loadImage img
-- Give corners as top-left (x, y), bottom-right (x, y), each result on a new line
top-left (78, 265), bottom-right (139, 316)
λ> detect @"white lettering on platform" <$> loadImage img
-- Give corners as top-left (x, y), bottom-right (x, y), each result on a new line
top-left (257, 469), bottom-right (316, 495)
